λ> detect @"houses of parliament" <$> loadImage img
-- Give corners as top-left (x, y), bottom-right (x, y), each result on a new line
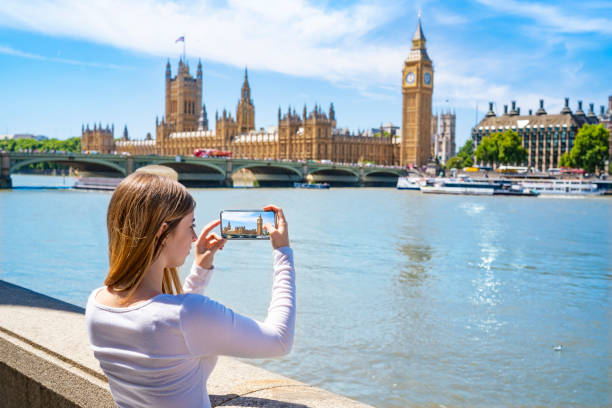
top-left (82, 18), bottom-right (436, 167)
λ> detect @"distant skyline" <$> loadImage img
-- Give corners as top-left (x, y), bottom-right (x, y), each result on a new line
top-left (1, 0), bottom-right (610, 148)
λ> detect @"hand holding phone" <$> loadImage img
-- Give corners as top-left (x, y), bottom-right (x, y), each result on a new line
top-left (262, 205), bottom-right (290, 249)
top-left (194, 219), bottom-right (226, 269)
top-left (219, 206), bottom-right (289, 248)
top-left (220, 210), bottom-right (276, 240)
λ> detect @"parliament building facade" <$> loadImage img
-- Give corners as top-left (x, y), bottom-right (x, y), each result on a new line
top-left (83, 19), bottom-right (435, 168)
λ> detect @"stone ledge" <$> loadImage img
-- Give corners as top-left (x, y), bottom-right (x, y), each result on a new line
top-left (0, 280), bottom-right (373, 407)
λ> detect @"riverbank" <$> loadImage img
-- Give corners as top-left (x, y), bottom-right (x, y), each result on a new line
top-left (0, 280), bottom-right (372, 408)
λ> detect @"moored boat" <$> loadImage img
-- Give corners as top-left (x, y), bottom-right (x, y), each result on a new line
top-left (293, 182), bottom-right (330, 189)
top-left (397, 176), bottom-right (427, 190)
top-left (519, 180), bottom-right (602, 196)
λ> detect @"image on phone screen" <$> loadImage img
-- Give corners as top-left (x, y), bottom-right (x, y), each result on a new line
top-left (220, 210), bottom-right (276, 239)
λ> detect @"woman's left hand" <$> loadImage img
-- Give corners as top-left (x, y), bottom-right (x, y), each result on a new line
top-left (194, 219), bottom-right (227, 269)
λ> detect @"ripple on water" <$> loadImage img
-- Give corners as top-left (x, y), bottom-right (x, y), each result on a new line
top-left (1, 184), bottom-right (611, 408)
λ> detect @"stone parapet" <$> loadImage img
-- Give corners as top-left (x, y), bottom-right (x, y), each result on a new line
top-left (0, 280), bottom-right (373, 407)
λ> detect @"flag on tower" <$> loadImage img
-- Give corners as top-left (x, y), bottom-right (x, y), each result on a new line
top-left (175, 36), bottom-right (184, 43)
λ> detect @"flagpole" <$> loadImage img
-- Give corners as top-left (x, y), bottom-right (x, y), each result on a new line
top-left (183, 36), bottom-right (186, 62)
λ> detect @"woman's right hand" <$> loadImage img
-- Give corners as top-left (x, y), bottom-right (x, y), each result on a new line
top-left (263, 205), bottom-right (290, 249)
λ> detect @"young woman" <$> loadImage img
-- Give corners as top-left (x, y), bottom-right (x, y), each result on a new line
top-left (85, 172), bottom-right (295, 408)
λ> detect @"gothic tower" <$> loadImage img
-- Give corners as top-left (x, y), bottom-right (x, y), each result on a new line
top-left (236, 68), bottom-right (255, 134)
top-left (165, 59), bottom-right (202, 132)
top-left (401, 17), bottom-right (433, 167)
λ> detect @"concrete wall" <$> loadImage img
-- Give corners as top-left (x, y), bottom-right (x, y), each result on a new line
top-left (0, 280), bottom-right (373, 408)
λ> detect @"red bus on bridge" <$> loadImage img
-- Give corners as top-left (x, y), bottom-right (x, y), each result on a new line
top-left (559, 167), bottom-right (585, 175)
top-left (193, 148), bottom-right (233, 158)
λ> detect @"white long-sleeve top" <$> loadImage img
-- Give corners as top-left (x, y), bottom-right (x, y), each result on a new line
top-left (85, 247), bottom-right (295, 408)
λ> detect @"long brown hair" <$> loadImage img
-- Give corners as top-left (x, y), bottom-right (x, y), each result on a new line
top-left (104, 172), bottom-right (195, 300)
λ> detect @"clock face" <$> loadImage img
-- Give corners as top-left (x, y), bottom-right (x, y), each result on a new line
top-left (424, 72), bottom-right (432, 85)
top-left (405, 72), bottom-right (415, 85)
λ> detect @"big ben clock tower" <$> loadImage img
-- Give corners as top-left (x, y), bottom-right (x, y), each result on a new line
top-left (401, 17), bottom-right (433, 168)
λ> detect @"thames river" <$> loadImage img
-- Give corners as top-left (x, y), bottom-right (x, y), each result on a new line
top-left (1, 175), bottom-right (610, 407)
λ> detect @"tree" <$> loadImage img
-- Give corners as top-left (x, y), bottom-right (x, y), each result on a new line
top-left (475, 130), bottom-right (527, 167)
top-left (445, 139), bottom-right (474, 170)
top-left (445, 156), bottom-right (464, 170)
top-left (559, 152), bottom-right (573, 168)
top-left (475, 134), bottom-right (498, 165)
top-left (457, 139), bottom-right (474, 158)
top-left (497, 130), bottom-right (527, 165)
top-left (567, 124), bottom-right (609, 173)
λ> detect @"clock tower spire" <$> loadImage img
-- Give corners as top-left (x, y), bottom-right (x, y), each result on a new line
top-left (401, 16), bottom-right (433, 168)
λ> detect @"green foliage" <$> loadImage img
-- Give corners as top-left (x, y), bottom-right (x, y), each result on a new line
top-left (475, 130), bottom-right (527, 166)
top-left (567, 124), bottom-right (609, 173)
top-left (0, 137), bottom-right (82, 172)
top-left (373, 131), bottom-right (391, 138)
top-left (0, 136), bottom-right (81, 153)
top-left (497, 130), bottom-right (527, 165)
top-left (457, 139), bottom-right (474, 158)
top-left (475, 134), bottom-right (498, 164)
top-left (445, 139), bottom-right (474, 170)
top-left (445, 156), bottom-right (464, 170)
top-left (559, 152), bottom-right (573, 168)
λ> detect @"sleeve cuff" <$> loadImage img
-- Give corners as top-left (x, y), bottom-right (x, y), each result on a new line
top-left (191, 262), bottom-right (214, 275)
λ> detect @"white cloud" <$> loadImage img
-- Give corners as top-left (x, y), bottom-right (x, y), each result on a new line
top-left (0, 0), bottom-right (607, 118)
top-left (0, 0), bottom-right (402, 85)
top-left (475, 0), bottom-right (612, 35)
top-left (0, 44), bottom-right (123, 68)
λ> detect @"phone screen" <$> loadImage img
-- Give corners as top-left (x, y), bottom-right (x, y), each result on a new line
top-left (220, 210), bottom-right (276, 240)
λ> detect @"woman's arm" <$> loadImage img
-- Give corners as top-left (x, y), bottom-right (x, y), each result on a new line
top-left (182, 263), bottom-right (214, 295)
top-left (180, 246), bottom-right (295, 358)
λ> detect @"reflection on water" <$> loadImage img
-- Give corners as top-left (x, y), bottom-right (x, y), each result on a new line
top-left (398, 242), bottom-right (432, 285)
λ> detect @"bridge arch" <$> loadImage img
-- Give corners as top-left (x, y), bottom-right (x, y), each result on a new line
top-left (232, 162), bottom-right (302, 177)
top-left (362, 168), bottom-right (404, 177)
top-left (307, 166), bottom-right (360, 178)
top-left (155, 161), bottom-right (225, 175)
top-left (10, 157), bottom-right (126, 176)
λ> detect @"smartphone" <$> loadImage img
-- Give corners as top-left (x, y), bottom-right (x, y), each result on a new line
top-left (219, 210), bottom-right (276, 240)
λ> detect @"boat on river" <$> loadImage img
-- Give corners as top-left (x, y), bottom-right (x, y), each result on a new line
top-left (293, 182), bottom-right (330, 189)
top-left (519, 180), bottom-right (602, 196)
top-left (420, 179), bottom-right (497, 195)
top-left (396, 176), bottom-right (427, 190)
top-left (420, 178), bottom-right (538, 196)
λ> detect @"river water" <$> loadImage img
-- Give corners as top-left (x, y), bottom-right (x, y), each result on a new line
top-left (1, 175), bottom-right (610, 407)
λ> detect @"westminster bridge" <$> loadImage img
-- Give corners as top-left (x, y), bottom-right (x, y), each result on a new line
top-left (0, 152), bottom-right (407, 188)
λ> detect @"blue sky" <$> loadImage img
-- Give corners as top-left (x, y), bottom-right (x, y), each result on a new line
top-left (1, 0), bottom-right (611, 148)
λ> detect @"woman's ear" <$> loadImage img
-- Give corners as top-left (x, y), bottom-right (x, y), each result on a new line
top-left (156, 222), bottom-right (169, 240)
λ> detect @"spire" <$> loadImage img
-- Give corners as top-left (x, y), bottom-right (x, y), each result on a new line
top-left (166, 59), bottom-right (171, 79)
top-left (197, 59), bottom-right (202, 81)
top-left (408, 15), bottom-right (430, 61)
top-left (413, 15), bottom-right (426, 43)
top-left (122, 125), bottom-right (128, 141)
top-left (241, 67), bottom-right (251, 101)
top-left (278, 106), bottom-right (281, 122)
top-left (575, 100), bottom-right (585, 116)
top-left (198, 104), bottom-right (209, 130)
top-left (329, 103), bottom-right (335, 121)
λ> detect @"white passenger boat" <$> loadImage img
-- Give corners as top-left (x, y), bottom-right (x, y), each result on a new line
top-left (420, 180), bottom-right (497, 195)
top-left (397, 176), bottom-right (427, 190)
top-left (519, 180), bottom-right (602, 196)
